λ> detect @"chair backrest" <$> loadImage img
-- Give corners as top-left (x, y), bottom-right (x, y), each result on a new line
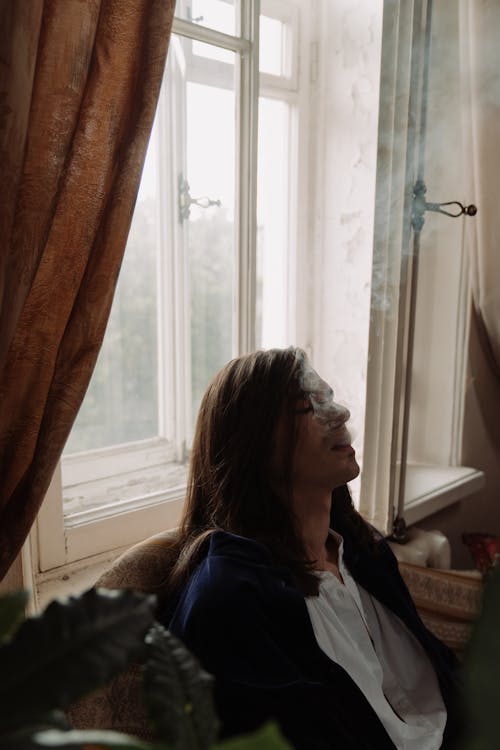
top-left (96, 529), bottom-right (177, 592)
top-left (68, 529), bottom-right (177, 740)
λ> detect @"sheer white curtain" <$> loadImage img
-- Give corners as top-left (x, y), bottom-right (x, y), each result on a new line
top-left (459, 0), bottom-right (500, 523)
top-left (461, 0), bottom-right (500, 376)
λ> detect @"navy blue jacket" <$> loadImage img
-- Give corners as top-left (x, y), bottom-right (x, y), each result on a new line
top-left (165, 528), bottom-right (462, 749)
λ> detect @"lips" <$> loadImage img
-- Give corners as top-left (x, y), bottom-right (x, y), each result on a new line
top-left (332, 444), bottom-right (355, 455)
top-left (330, 427), bottom-right (351, 449)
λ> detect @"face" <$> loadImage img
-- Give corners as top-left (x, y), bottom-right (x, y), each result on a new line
top-left (290, 362), bottom-right (360, 492)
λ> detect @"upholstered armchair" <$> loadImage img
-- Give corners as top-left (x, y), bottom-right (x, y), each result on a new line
top-left (398, 562), bottom-right (483, 656)
top-left (68, 530), bottom-right (484, 738)
top-left (68, 531), bottom-right (176, 740)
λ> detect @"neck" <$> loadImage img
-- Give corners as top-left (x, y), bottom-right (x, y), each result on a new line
top-left (293, 488), bottom-right (332, 566)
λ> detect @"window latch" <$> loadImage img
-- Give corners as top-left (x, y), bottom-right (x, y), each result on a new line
top-left (411, 180), bottom-right (477, 233)
top-left (178, 175), bottom-right (221, 224)
top-left (187, 10), bottom-right (204, 23)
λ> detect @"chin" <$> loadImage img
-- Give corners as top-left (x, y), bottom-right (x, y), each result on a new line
top-left (330, 468), bottom-right (359, 489)
top-left (346, 458), bottom-right (360, 482)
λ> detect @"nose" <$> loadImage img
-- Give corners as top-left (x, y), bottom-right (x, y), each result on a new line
top-left (313, 400), bottom-right (350, 425)
top-left (330, 402), bottom-right (350, 424)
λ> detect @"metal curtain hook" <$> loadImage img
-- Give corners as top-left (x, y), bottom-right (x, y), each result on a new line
top-left (424, 200), bottom-right (478, 218)
top-left (411, 180), bottom-right (477, 232)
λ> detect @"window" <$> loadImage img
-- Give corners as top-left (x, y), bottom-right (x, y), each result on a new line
top-left (36, 0), bottom-right (310, 573)
top-left (34, 0), bottom-right (483, 589)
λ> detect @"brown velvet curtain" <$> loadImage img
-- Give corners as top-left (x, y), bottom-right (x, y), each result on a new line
top-left (0, 0), bottom-right (175, 579)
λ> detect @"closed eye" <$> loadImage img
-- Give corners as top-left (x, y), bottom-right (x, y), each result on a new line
top-left (294, 397), bottom-right (313, 415)
top-left (294, 405), bottom-right (313, 415)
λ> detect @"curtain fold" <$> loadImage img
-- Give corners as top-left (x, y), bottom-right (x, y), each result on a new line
top-left (461, 0), bottom-right (500, 375)
top-left (0, 0), bottom-right (175, 579)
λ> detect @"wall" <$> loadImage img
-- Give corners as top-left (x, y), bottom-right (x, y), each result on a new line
top-left (311, 0), bottom-right (383, 502)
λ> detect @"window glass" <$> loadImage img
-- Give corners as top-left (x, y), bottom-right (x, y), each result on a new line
top-left (259, 15), bottom-right (286, 76)
top-left (175, 0), bottom-right (239, 36)
top-left (186, 75), bottom-right (236, 428)
top-left (64, 41), bottom-right (237, 455)
top-left (64, 127), bottom-right (160, 454)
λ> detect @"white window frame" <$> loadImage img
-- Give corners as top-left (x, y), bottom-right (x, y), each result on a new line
top-left (33, 0), bottom-right (313, 583)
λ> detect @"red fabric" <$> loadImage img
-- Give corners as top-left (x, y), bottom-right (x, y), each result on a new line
top-left (462, 533), bottom-right (500, 574)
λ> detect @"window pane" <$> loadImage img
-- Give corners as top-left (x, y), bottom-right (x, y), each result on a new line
top-left (256, 97), bottom-right (290, 349)
top-left (175, 0), bottom-right (239, 36)
top-left (64, 127), bottom-right (160, 454)
top-left (259, 15), bottom-right (286, 76)
top-left (186, 76), bottom-right (236, 429)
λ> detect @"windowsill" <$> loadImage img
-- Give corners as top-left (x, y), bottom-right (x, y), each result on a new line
top-left (37, 461), bottom-right (484, 604)
top-left (38, 462), bottom-right (188, 570)
top-left (404, 464), bottom-right (485, 526)
top-left (35, 546), bottom-right (128, 612)
top-left (63, 461), bottom-right (188, 523)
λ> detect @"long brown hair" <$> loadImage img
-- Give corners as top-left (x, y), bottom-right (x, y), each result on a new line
top-left (162, 347), bottom-right (374, 599)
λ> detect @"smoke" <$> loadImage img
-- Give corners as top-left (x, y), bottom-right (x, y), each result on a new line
top-left (296, 352), bottom-right (351, 434)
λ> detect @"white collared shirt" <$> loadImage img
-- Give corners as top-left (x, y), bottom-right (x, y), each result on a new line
top-left (306, 532), bottom-right (447, 750)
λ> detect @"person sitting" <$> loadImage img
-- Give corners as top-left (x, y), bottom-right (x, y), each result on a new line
top-left (157, 347), bottom-right (462, 749)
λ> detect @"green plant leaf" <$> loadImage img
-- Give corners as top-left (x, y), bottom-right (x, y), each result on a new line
top-left (462, 565), bottom-right (500, 750)
top-left (143, 624), bottom-right (218, 750)
top-left (0, 589), bottom-right (29, 642)
top-left (215, 723), bottom-right (292, 750)
top-left (0, 588), bottom-right (156, 727)
top-left (0, 710), bottom-right (71, 749)
top-left (32, 727), bottom-right (157, 749)
top-left (1, 708), bottom-right (71, 733)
